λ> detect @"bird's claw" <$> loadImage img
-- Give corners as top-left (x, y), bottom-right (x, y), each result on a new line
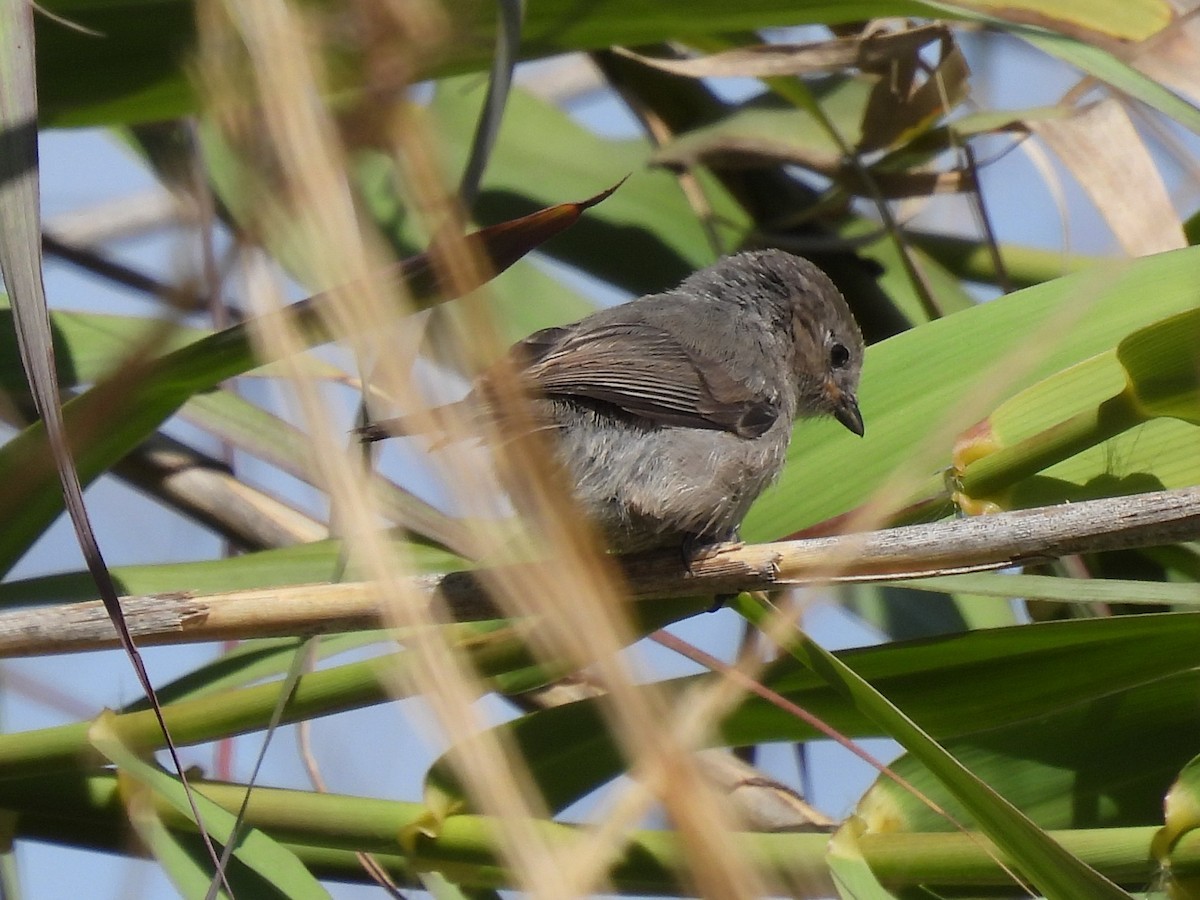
top-left (680, 531), bottom-right (741, 613)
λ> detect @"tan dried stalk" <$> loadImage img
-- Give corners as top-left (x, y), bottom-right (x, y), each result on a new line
top-left (196, 3), bottom-right (579, 896)
top-left (191, 2), bottom-right (769, 897)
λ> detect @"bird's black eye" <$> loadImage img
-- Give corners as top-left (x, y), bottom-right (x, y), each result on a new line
top-left (830, 342), bottom-right (850, 369)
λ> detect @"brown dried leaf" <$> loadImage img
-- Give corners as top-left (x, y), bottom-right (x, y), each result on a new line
top-left (653, 135), bottom-right (970, 199)
top-left (859, 42), bottom-right (971, 153)
top-left (399, 178), bottom-right (626, 302)
top-left (614, 24), bottom-right (950, 79)
top-left (1032, 99), bottom-right (1185, 256)
top-left (1125, 2), bottom-right (1200, 104)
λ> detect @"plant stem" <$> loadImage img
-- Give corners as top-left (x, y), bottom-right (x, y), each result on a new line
top-left (957, 391), bottom-right (1143, 503)
top-left (3, 771), bottom-right (1195, 893)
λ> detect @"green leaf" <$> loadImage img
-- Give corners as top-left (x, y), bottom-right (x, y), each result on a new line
top-left (35, 1), bottom-right (1174, 126)
top-left (736, 594), bottom-right (1130, 899)
top-left (954, 309), bottom-right (1200, 508)
top-left (652, 84), bottom-right (868, 175)
top-left (116, 633), bottom-right (387, 710)
top-left (456, 0), bottom-right (1170, 67)
top-left (0, 595), bottom-right (707, 779)
top-left (909, 229), bottom-right (1100, 290)
top-left (1022, 29), bottom-right (1200, 137)
top-left (841, 220), bottom-right (978, 324)
top-left (120, 802), bottom-right (230, 899)
top-left (1155, 753), bottom-right (1200, 885)
top-left (0, 302), bottom-right (203, 392)
top-left (932, 0), bottom-right (1170, 41)
top-left (422, 77), bottom-right (750, 288)
top-left (842, 581), bottom-right (1019, 641)
top-left (1120, 308), bottom-right (1200, 424)
top-left (829, 818), bottom-right (903, 899)
top-left (0, 541), bottom-right (369, 607)
top-left (36, 2), bottom-right (197, 126)
top-left (859, 669), bottom-right (1200, 834)
top-left (0, 648), bottom-right (431, 780)
top-left (427, 613), bottom-right (1200, 817)
top-left (892, 573), bottom-right (1200, 607)
top-left (181, 390), bottom-right (468, 552)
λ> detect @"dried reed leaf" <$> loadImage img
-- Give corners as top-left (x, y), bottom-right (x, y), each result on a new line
top-left (615, 24), bottom-right (950, 79)
top-left (1126, 1), bottom-right (1200, 104)
top-left (1032, 98), bottom-right (1186, 256)
top-left (654, 134), bottom-right (970, 198)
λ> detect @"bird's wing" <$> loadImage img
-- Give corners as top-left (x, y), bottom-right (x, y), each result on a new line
top-left (515, 320), bottom-right (779, 438)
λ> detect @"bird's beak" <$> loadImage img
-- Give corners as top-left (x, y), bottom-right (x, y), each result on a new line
top-left (824, 378), bottom-right (864, 436)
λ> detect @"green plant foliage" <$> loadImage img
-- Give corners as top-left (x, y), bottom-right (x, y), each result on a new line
top-left (426, 613), bottom-right (1200, 813)
top-left (6, 2), bottom-right (1200, 896)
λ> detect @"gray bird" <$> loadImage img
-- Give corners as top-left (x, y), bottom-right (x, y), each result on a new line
top-left (362, 249), bottom-right (865, 553)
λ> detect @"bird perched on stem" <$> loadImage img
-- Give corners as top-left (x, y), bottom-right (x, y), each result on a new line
top-left (361, 249), bottom-right (865, 554)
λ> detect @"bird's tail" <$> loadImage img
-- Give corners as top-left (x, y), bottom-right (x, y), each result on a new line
top-left (355, 417), bottom-right (411, 443)
top-left (355, 398), bottom-right (476, 444)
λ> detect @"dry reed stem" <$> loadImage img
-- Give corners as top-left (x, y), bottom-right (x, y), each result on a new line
top-left (115, 437), bottom-right (328, 549)
top-left (377, 36), bottom-right (775, 900)
top-left (44, 190), bottom-right (189, 246)
top-left (6, 485), bottom-right (1197, 656)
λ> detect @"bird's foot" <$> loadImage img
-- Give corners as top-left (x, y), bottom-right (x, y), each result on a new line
top-left (681, 530), bottom-right (742, 613)
top-left (706, 593), bottom-right (737, 613)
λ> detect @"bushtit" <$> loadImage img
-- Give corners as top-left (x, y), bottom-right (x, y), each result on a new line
top-left (362, 249), bottom-right (864, 553)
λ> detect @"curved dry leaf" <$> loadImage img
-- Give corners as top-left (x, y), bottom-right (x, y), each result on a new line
top-left (615, 24), bottom-right (950, 79)
top-left (1124, 2), bottom-right (1200, 104)
top-left (619, 24), bottom-right (971, 156)
top-left (653, 135), bottom-right (971, 199)
top-left (1032, 98), bottom-right (1185, 256)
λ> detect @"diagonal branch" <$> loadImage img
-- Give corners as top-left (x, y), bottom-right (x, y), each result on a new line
top-left (1, 487), bottom-right (1197, 657)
